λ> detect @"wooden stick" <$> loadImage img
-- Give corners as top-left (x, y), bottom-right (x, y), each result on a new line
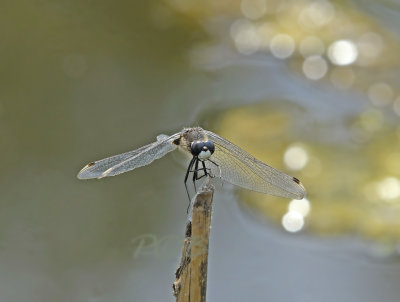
top-left (173, 179), bottom-right (215, 302)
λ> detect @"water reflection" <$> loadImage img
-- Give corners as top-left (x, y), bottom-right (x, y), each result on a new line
top-left (163, 1), bottom-right (400, 243)
top-left (210, 102), bottom-right (400, 240)
top-left (167, 0), bottom-right (399, 118)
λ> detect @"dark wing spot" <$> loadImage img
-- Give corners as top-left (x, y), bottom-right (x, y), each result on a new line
top-left (173, 138), bottom-right (180, 145)
top-left (293, 177), bottom-right (300, 184)
top-left (88, 162), bottom-right (95, 167)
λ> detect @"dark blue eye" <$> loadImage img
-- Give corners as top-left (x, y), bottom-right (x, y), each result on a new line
top-left (204, 141), bottom-right (215, 154)
top-left (190, 141), bottom-right (204, 156)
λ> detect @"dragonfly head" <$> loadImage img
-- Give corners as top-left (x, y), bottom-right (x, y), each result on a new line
top-left (191, 140), bottom-right (215, 160)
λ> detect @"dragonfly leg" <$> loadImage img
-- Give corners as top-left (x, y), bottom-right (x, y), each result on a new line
top-left (192, 158), bottom-right (199, 192)
top-left (193, 160), bottom-right (212, 181)
top-left (184, 157), bottom-right (196, 203)
top-left (207, 159), bottom-right (221, 179)
top-left (190, 167), bottom-right (211, 175)
top-left (202, 160), bottom-right (208, 176)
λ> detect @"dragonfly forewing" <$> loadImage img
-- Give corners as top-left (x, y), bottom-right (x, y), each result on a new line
top-left (77, 133), bottom-right (180, 179)
top-left (205, 131), bottom-right (306, 199)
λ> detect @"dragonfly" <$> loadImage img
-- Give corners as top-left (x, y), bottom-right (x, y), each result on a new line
top-left (77, 127), bottom-right (306, 200)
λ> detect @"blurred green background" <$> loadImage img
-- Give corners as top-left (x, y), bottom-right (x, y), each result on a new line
top-left (1, 0), bottom-right (400, 301)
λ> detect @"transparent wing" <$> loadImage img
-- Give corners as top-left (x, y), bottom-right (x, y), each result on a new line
top-left (204, 131), bottom-right (306, 199)
top-left (77, 133), bottom-right (180, 179)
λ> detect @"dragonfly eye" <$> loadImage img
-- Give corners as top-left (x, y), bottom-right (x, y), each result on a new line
top-left (190, 141), bottom-right (204, 156)
top-left (204, 140), bottom-right (215, 154)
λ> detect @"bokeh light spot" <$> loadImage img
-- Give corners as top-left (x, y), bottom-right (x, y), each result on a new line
top-left (376, 177), bottom-right (400, 201)
top-left (241, 0), bottom-right (267, 20)
top-left (282, 211), bottom-right (304, 232)
top-left (289, 198), bottom-right (311, 217)
top-left (298, 0), bottom-right (335, 29)
top-left (284, 145), bottom-right (309, 171)
top-left (270, 34), bottom-right (295, 59)
top-left (357, 32), bottom-right (384, 59)
top-left (302, 55), bottom-right (328, 80)
top-left (328, 40), bottom-right (358, 66)
top-left (230, 19), bottom-right (261, 55)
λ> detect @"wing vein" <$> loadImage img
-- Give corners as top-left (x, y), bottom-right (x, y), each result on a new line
top-left (205, 130), bottom-right (306, 199)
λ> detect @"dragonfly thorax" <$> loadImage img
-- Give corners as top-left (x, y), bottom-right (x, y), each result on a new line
top-left (191, 140), bottom-right (215, 160)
